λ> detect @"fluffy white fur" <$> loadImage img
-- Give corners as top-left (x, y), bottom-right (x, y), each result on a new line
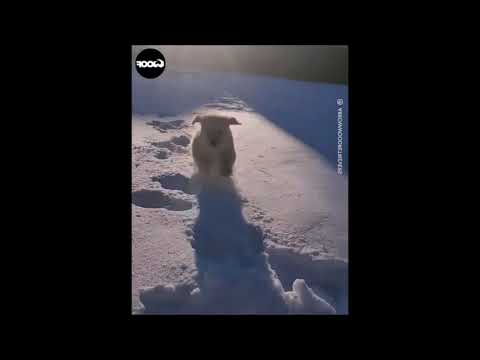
top-left (192, 114), bottom-right (241, 176)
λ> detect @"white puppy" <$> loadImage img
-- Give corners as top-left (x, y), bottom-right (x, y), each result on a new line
top-left (192, 114), bottom-right (241, 176)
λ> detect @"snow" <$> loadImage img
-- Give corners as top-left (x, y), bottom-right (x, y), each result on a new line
top-left (132, 66), bottom-right (348, 314)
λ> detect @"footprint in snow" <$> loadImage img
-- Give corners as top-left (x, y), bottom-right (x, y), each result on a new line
top-left (151, 135), bottom-right (190, 154)
top-left (154, 149), bottom-right (170, 159)
top-left (132, 189), bottom-right (193, 211)
top-left (147, 119), bottom-right (187, 132)
top-left (151, 173), bottom-right (195, 195)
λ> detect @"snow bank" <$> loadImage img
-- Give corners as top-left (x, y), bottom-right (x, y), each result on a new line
top-left (139, 255), bottom-right (337, 314)
top-left (266, 244), bottom-right (348, 314)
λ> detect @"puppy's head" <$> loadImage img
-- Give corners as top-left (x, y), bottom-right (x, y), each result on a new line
top-left (193, 115), bottom-right (241, 147)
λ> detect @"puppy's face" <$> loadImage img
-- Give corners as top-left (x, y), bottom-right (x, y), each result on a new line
top-left (193, 115), bottom-right (241, 147)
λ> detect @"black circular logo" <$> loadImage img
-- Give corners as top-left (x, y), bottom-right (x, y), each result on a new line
top-left (135, 48), bottom-right (166, 79)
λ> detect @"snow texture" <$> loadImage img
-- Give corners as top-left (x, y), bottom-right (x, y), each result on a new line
top-left (132, 63), bottom-right (348, 314)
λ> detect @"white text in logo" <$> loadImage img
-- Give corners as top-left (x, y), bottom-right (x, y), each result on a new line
top-left (136, 59), bottom-right (165, 68)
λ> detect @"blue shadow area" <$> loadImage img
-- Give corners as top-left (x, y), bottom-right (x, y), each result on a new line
top-left (192, 177), bottom-right (264, 261)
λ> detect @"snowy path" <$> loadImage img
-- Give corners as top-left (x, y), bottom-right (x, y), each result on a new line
top-left (132, 72), bottom-right (348, 314)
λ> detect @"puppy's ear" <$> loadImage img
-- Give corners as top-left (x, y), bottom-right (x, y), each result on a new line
top-left (228, 117), bottom-right (241, 125)
top-left (192, 115), bottom-right (202, 125)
